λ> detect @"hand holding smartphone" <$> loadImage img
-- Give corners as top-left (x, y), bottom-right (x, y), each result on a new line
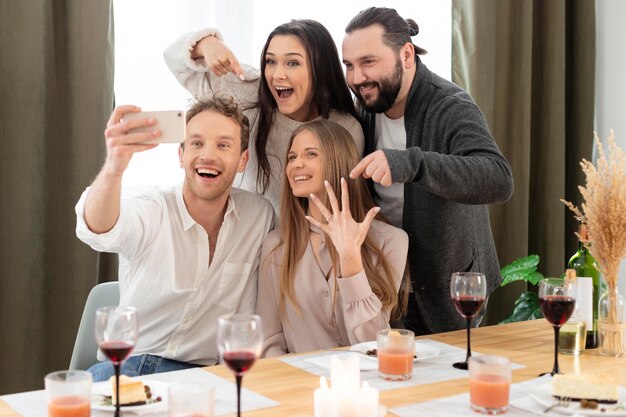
top-left (123, 110), bottom-right (186, 144)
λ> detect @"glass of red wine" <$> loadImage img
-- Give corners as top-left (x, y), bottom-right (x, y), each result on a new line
top-left (217, 314), bottom-right (262, 417)
top-left (538, 277), bottom-right (577, 376)
top-left (94, 306), bottom-right (139, 417)
top-left (450, 272), bottom-right (487, 370)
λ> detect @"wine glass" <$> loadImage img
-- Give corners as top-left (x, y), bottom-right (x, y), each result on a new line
top-left (538, 277), bottom-right (577, 376)
top-left (94, 306), bottom-right (139, 417)
top-left (450, 272), bottom-right (487, 370)
top-left (217, 314), bottom-right (263, 417)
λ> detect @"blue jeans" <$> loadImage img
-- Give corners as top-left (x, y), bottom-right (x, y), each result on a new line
top-left (88, 354), bottom-right (200, 382)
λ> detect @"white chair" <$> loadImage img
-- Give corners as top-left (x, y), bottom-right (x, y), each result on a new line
top-left (69, 281), bottom-right (120, 370)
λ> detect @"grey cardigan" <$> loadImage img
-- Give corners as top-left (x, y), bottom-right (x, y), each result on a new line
top-left (359, 56), bottom-right (514, 334)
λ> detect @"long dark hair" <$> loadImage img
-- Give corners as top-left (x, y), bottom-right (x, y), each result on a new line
top-left (255, 19), bottom-right (358, 194)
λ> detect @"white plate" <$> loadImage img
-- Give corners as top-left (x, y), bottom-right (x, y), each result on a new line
top-left (529, 383), bottom-right (626, 416)
top-left (91, 380), bottom-right (168, 413)
top-left (350, 341), bottom-right (440, 362)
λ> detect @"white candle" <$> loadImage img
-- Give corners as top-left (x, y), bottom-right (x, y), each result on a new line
top-left (314, 376), bottom-right (337, 417)
top-left (321, 355), bottom-right (380, 417)
top-left (330, 354), bottom-right (360, 390)
top-left (357, 381), bottom-right (379, 417)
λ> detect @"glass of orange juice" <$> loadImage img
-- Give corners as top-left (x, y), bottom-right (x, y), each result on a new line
top-left (468, 355), bottom-right (511, 414)
top-left (376, 329), bottom-right (415, 381)
top-left (45, 370), bottom-right (92, 417)
top-left (169, 383), bottom-right (215, 417)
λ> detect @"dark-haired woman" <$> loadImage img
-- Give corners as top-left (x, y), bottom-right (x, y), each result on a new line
top-left (164, 21), bottom-right (364, 215)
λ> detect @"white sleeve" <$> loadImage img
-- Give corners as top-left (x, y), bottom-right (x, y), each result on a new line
top-left (163, 27), bottom-right (261, 106)
top-left (75, 188), bottom-right (162, 259)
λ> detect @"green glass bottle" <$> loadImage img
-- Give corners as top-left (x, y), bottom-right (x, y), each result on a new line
top-left (568, 223), bottom-right (601, 348)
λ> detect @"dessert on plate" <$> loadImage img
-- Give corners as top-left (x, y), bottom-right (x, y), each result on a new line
top-left (109, 375), bottom-right (148, 406)
top-left (551, 374), bottom-right (619, 404)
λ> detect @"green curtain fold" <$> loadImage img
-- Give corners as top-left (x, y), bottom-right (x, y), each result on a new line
top-left (451, 0), bottom-right (596, 323)
top-left (452, 0), bottom-right (595, 324)
top-left (0, 0), bottom-right (115, 393)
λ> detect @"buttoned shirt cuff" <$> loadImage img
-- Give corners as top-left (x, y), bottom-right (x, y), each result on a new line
top-left (184, 27), bottom-right (225, 72)
top-left (337, 271), bottom-right (374, 303)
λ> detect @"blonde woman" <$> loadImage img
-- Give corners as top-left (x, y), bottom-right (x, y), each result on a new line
top-left (256, 120), bottom-right (408, 357)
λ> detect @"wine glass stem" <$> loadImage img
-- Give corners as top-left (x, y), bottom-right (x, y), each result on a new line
top-left (551, 326), bottom-right (561, 375)
top-left (114, 363), bottom-right (121, 417)
top-left (465, 316), bottom-right (472, 362)
top-left (236, 374), bottom-right (242, 417)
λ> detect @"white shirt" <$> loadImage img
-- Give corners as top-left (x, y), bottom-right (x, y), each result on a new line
top-left (75, 184), bottom-right (274, 365)
top-left (374, 113), bottom-right (406, 228)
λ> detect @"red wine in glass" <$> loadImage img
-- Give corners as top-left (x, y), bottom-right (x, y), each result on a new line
top-left (223, 351), bottom-right (257, 375)
top-left (453, 295), bottom-right (486, 318)
top-left (540, 295), bottom-right (576, 326)
top-left (450, 272), bottom-right (487, 370)
top-left (100, 341), bottom-right (134, 363)
top-left (538, 278), bottom-right (577, 376)
top-left (95, 306), bottom-right (139, 417)
top-left (217, 314), bottom-right (262, 417)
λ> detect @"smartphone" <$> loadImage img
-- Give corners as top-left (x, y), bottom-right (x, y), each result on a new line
top-left (123, 110), bottom-right (186, 144)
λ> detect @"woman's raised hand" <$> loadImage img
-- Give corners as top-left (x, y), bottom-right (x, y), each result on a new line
top-left (307, 178), bottom-right (380, 277)
top-left (194, 35), bottom-right (244, 80)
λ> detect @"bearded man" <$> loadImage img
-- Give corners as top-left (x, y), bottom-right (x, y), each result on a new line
top-left (342, 7), bottom-right (514, 335)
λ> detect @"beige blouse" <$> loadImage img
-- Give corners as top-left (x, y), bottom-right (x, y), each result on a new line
top-left (256, 220), bottom-right (409, 357)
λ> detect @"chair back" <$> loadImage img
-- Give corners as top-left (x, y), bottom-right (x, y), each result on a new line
top-left (69, 281), bottom-right (120, 370)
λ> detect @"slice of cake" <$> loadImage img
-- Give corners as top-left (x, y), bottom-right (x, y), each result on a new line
top-left (552, 374), bottom-right (618, 404)
top-left (109, 375), bottom-right (148, 406)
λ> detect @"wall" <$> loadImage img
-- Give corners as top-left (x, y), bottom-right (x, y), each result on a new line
top-left (595, 0), bottom-right (626, 296)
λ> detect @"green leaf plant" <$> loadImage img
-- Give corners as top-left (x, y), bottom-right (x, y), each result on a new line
top-left (498, 255), bottom-right (545, 324)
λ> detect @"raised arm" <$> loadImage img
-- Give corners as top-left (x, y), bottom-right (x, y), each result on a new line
top-left (306, 179), bottom-right (407, 343)
top-left (338, 224), bottom-right (407, 343)
top-left (83, 106), bottom-right (159, 233)
top-left (191, 34), bottom-right (244, 79)
top-left (351, 100), bottom-right (514, 205)
top-left (163, 28), bottom-right (261, 105)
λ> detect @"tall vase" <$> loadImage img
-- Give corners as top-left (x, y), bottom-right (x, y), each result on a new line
top-left (598, 286), bottom-right (626, 357)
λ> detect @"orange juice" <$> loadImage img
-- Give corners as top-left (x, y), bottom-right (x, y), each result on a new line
top-left (469, 374), bottom-right (510, 410)
top-left (48, 396), bottom-right (90, 417)
top-left (378, 349), bottom-right (413, 376)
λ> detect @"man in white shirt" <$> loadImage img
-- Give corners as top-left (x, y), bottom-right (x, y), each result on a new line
top-left (75, 95), bottom-right (274, 381)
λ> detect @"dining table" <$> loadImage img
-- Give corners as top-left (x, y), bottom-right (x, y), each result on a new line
top-left (1, 319), bottom-right (625, 417)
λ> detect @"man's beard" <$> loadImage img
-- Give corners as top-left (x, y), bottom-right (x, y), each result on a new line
top-left (353, 58), bottom-right (403, 114)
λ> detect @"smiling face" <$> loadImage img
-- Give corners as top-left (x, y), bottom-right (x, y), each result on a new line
top-left (286, 129), bottom-right (325, 198)
top-left (264, 34), bottom-right (316, 122)
top-left (342, 25), bottom-right (410, 116)
top-left (179, 110), bottom-right (248, 205)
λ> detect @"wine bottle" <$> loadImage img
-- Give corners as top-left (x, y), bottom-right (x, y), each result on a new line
top-left (559, 269), bottom-right (586, 355)
top-left (568, 223), bottom-right (600, 348)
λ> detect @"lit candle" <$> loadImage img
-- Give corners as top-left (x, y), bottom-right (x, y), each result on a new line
top-left (316, 355), bottom-right (380, 417)
top-left (314, 376), bottom-right (337, 417)
top-left (330, 354), bottom-right (360, 390)
top-left (357, 381), bottom-right (379, 417)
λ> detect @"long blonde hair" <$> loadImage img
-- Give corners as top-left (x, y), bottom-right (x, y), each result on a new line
top-left (272, 120), bottom-right (406, 323)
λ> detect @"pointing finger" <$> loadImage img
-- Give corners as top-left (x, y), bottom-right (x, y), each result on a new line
top-left (350, 153), bottom-right (375, 179)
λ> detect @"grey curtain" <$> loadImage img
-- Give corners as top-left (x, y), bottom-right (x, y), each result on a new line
top-left (452, 0), bottom-right (596, 323)
top-left (0, 0), bottom-right (116, 393)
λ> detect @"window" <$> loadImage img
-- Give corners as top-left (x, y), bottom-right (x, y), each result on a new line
top-left (113, 0), bottom-right (451, 195)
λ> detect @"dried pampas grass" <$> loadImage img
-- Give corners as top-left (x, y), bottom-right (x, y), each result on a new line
top-left (561, 129), bottom-right (626, 356)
